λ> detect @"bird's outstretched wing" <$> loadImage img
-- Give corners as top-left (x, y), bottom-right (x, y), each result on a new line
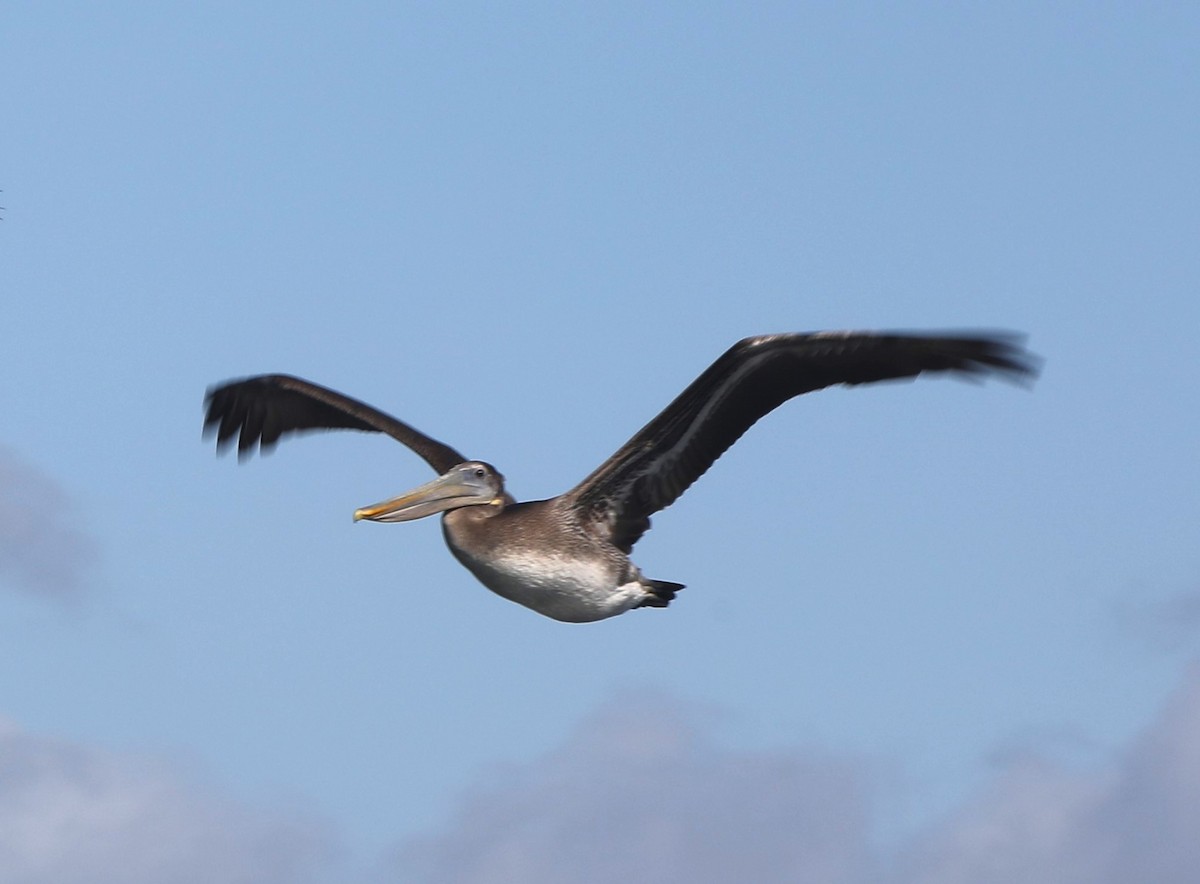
top-left (203, 374), bottom-right (467, 474)
top-left (562, 331), bottom-right (1038, 551)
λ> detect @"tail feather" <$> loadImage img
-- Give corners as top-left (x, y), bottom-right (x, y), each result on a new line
top-left (638, 579), bottom-right (685, 608)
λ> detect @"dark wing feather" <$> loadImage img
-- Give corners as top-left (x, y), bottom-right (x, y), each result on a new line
top-left (203, 374), bottom-right (467, 474)
top-left (563, 331), bottom-right (1038, 551)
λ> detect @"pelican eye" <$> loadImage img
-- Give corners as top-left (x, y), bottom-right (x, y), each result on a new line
top-left (474, 467), bottom-right (486, 478)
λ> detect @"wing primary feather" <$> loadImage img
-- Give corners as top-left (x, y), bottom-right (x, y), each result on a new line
top-left (203, 374), bottom-right (467, 473)
top-left (564, 331), bottom-right (1038, 550)
top-left (203, 332), bottom-right (1037, 543)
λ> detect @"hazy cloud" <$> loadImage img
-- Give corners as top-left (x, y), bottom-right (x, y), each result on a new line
top-left (5, 669), bottom-right (1199, 883)
top-left (0, 448), bottom-right (97, 599)
top-left (1117, 588), bottom-right (1200, 653)
top-left (393, 670), bottom-right (1200, 884)
top-left (395, 692), bottom-right (876, 884)
top-left (0, 719), bottom-right (337, 884)
top-left (903, 665), bottom-right (1200, 883)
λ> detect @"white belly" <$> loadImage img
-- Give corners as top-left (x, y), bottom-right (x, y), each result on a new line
top-left (449, 547), bottom-right (647, 623)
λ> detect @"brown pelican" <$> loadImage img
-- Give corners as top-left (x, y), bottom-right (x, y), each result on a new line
top-left (204, 331), bottom-right (1035, 622)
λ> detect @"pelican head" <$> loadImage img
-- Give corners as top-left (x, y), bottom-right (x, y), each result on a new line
top-left (353, 461), bottom-right (506, 523)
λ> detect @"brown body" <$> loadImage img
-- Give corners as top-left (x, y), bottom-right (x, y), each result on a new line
top-left (204, 331), bottom-right (1036, 621)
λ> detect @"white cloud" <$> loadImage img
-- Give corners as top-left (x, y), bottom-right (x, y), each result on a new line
top-left (394, 693), bottom-right (877, 884)
top-left (392, 670), bottom-right (1200, 884)
top-left (0, 719), bottom-right (337, 884)
top-left (4, 651), bottom-right (1198, 884)
top-left (0, 448), bottom-right (97, 599)
top-left (904, 665), bottom-right (1200, 884)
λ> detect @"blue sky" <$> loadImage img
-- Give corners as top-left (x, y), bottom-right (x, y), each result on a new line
top-left (2, 3), bottom-right (1199, 882)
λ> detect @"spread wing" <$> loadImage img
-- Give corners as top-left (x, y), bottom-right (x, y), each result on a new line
top-left (203, 374), bottom-right (467, 474)
top-left (562, 331), bottom-right (1038, 552)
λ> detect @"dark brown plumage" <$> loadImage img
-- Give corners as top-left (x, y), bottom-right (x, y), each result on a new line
top-left (204, 330), bottom-right (1037, 622)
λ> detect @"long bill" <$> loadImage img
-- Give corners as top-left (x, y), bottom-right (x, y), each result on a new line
top-left (353, 469), bottom-right (497, 523)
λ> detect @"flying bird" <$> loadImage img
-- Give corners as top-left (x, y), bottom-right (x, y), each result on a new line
top-left (204, 331), bottom-right (1036, 622)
